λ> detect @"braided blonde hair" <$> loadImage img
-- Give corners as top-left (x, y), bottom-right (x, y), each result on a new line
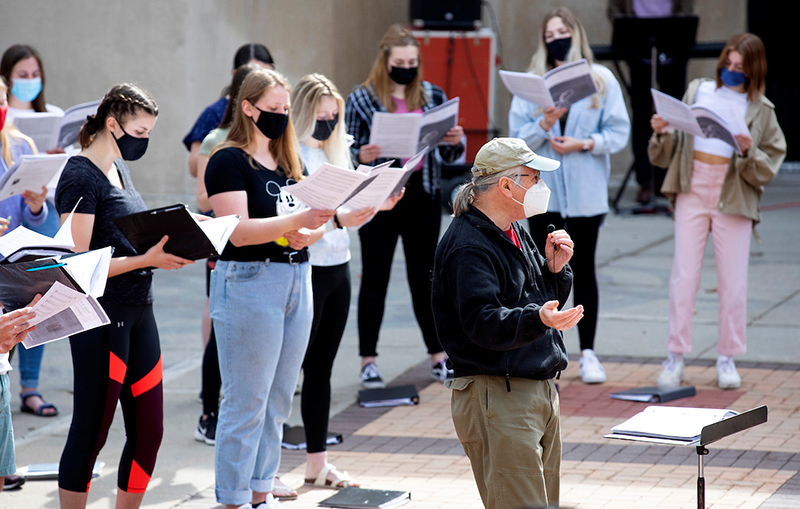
top-left (78, 83), bottom-right (158, 149)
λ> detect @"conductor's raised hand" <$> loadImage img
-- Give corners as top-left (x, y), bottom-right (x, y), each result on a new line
top-left (545, 229), bottom-right (574, 273)
top-left (144, 235), bottom-right (195, 270)
top-left (539, 301), bottom-right (583, 331)
top-left (296, 208), bottom-right (336, 230)
top-left (650, 114), bottom-right (669, 135)
top-left (357, 144), bottom-right (382, 164)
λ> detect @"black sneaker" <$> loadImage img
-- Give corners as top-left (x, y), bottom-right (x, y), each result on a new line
top-left (431, 361), bottom-right (454, 382)
top-left (3, 474), bottom-right (26, 490)
top-left (194, 413), bottom-right (217, 445)
top-left (359, 362), bottom-right (385, 389)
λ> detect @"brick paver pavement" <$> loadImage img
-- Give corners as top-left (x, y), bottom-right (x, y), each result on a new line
top-left (177, 356), bottom-right (800, 508)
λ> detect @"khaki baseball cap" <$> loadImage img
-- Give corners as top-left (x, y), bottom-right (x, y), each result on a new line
top-left (471, 137), bottom-right (560, 177)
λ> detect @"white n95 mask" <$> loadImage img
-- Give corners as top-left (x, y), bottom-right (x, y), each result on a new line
top-left (513, 180), bottom-right (551, 217)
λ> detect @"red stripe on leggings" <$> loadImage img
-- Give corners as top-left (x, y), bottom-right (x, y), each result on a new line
top-left (109, 352), bottom-right (127, 384)
top-left (130, 357), bottom-right (163, 397)
top-left (126, 460), bottom-right (150, 493)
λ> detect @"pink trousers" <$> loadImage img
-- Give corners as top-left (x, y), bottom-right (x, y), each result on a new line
top-left (667, 159), bottom-right (753, 356)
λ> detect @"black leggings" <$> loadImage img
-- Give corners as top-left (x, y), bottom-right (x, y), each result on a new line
top-left (528, 213), bottom-right (605, 351)
top-left (357, 172), bottom-right (443, 357)
top-left (59, 303), bottom-right (163, 494)
top-left (301, 263), bottom-right (350, 453)
top-left (202, 258), bottom-right (221, 416)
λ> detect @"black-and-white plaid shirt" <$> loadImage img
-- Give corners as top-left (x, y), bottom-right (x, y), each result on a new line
top-left (345, 81), bottom-right (463, 197)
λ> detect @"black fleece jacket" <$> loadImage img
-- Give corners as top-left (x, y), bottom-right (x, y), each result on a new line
top-left (432, 205), bottom-right (571, 381)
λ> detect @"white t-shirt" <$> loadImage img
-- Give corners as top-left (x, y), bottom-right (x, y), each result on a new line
top-left (692, 81), bottom-right (749, 159)
top-left (300, 144), bottom-right (351, 267)
top-left (0, 353), bottom-right (11, 375)
top-left (6, 103), bottom-right (64, 121)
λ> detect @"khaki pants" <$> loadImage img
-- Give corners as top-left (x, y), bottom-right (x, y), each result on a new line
top-left (450, 375), bottom-right (561, 509)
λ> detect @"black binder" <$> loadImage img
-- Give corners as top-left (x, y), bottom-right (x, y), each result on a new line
top-left (319, 487), bottom-right (410, 508)
top-left (610, 385), bottom-right (697, 403)
top-left (0, 258), bottom-right (82, 311)
top-left (113, 204), bottom-right (219, 261)
top-left (358, 385), bottom-right (419, 408)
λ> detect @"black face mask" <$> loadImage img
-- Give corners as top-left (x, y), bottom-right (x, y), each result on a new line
top-left (251, 106), bottom-right (288, 140)
top-left (113, 123), bottom-right (149, 161)
top-left (389, 66), bottom-right (418, 85)
top-left (546, 37), bottom-right (572, 62)
top-left (311, 118), bottom-right (337, 141)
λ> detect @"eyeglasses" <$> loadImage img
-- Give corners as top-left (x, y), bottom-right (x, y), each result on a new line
top-left (518, 173), bottom-right (541, 184)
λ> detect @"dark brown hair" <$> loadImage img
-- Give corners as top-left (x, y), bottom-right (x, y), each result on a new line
top-left (715, 33), bottom-right (767, 102)
top-left (220, 63), bottom-right (262, 129)
top-left (0, 44), bottom-right (47, 112)
top-left (363, 24), bottom-right (427, 112)
top-left (77, 84), bottom-right (158, 149)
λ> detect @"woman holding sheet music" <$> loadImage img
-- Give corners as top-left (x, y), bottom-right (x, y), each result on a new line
top-left (54, 83), bottom-right (194, 509)
top-left (293, 73), bottom-right (404, 490)
top-left (648, 33), bottom-right (786, 390)
top-left (509, 7), bottom-right (630, 386)
top-left (345, 24), bottom-right (464, 389)
top-left (204, 68), bottom-right (335, 509)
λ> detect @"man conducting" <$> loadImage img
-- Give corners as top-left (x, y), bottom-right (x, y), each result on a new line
top-left (432, 137), bottom-right (583, 509)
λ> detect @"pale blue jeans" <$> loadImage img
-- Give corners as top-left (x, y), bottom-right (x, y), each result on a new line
top-left (209, 259), bottom-right (312, 506)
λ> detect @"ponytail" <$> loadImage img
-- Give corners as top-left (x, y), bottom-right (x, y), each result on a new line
top-left (452, 181), bottom-right (476, 217)
top-left (77, 83), bottom-right (158, 149)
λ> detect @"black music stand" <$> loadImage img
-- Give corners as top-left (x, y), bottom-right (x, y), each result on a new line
top-left (606, 405), bottom-right (768, 509)
top-left (610, 15), bottom-right (698, 215)
top-left (694, 406), bottom-right (767, 509)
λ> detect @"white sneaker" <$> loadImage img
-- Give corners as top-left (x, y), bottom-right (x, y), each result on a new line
top-left (717, 356), bottom-right (741, 389)
top-left (579, 349), bottom-right (607, 384)
top-left (657, 353), bottom-right (684, 389)
top-left (359, 362), bottom-right (385, 389)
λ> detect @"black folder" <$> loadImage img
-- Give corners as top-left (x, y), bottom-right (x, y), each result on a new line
top-left (358, 385), bottom-right (419, 408)
top-left (319, 487), bottom-right (410, 508)
top-left (610, 385), bottom-right (696, 403)
top-left (0, 258), bottom-right (82, 311)
top-left (113, 204), bottom-right (219, 261)
top-left (281, 424), bottom-right (342, 450)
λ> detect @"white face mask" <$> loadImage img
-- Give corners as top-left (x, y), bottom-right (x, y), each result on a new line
top-left (512, 179), bottom-right (550, 217)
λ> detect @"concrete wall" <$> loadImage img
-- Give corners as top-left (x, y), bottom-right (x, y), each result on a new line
top-left (0, 0), bottom-right (746, 207)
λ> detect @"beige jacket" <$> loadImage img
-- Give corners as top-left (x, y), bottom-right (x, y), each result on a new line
top-left (648, 78), bottom-right (786, 228)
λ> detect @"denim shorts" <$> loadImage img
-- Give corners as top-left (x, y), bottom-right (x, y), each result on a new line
top-left (0, 374), bottom-right (16, 477)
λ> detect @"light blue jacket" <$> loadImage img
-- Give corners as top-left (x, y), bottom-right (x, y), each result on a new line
top-left (509, 64), bottom-right (630, 218)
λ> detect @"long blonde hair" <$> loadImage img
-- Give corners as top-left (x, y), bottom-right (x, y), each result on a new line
top-left (291, 74), bottom-right (351, 169)
top-left (1, 78), bottom-right (38, 167)
top-left (363, 24), bottom-right (427, 112)
top-left (214, 69), bottom-right (303, 182)
top-left (528, 7), bottom-right (606, 109)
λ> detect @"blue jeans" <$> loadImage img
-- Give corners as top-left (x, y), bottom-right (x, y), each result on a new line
top-left (209, 259), bottom-right (312, 506)
top-left (0, 374), bottom-right (16, 477)
top-left (16, 343), bottom-right (45, 389)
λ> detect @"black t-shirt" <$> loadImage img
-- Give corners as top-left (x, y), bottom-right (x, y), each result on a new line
top-left (55, 156), bottom-right (153, 306)
top-left (205, 147), bottom-right (306, 262)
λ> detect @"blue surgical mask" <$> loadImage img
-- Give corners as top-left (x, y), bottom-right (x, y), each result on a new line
top-left (11, 77), bottom-right (43, 103)
top-left (720, 67), bottom-right (746, 88)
